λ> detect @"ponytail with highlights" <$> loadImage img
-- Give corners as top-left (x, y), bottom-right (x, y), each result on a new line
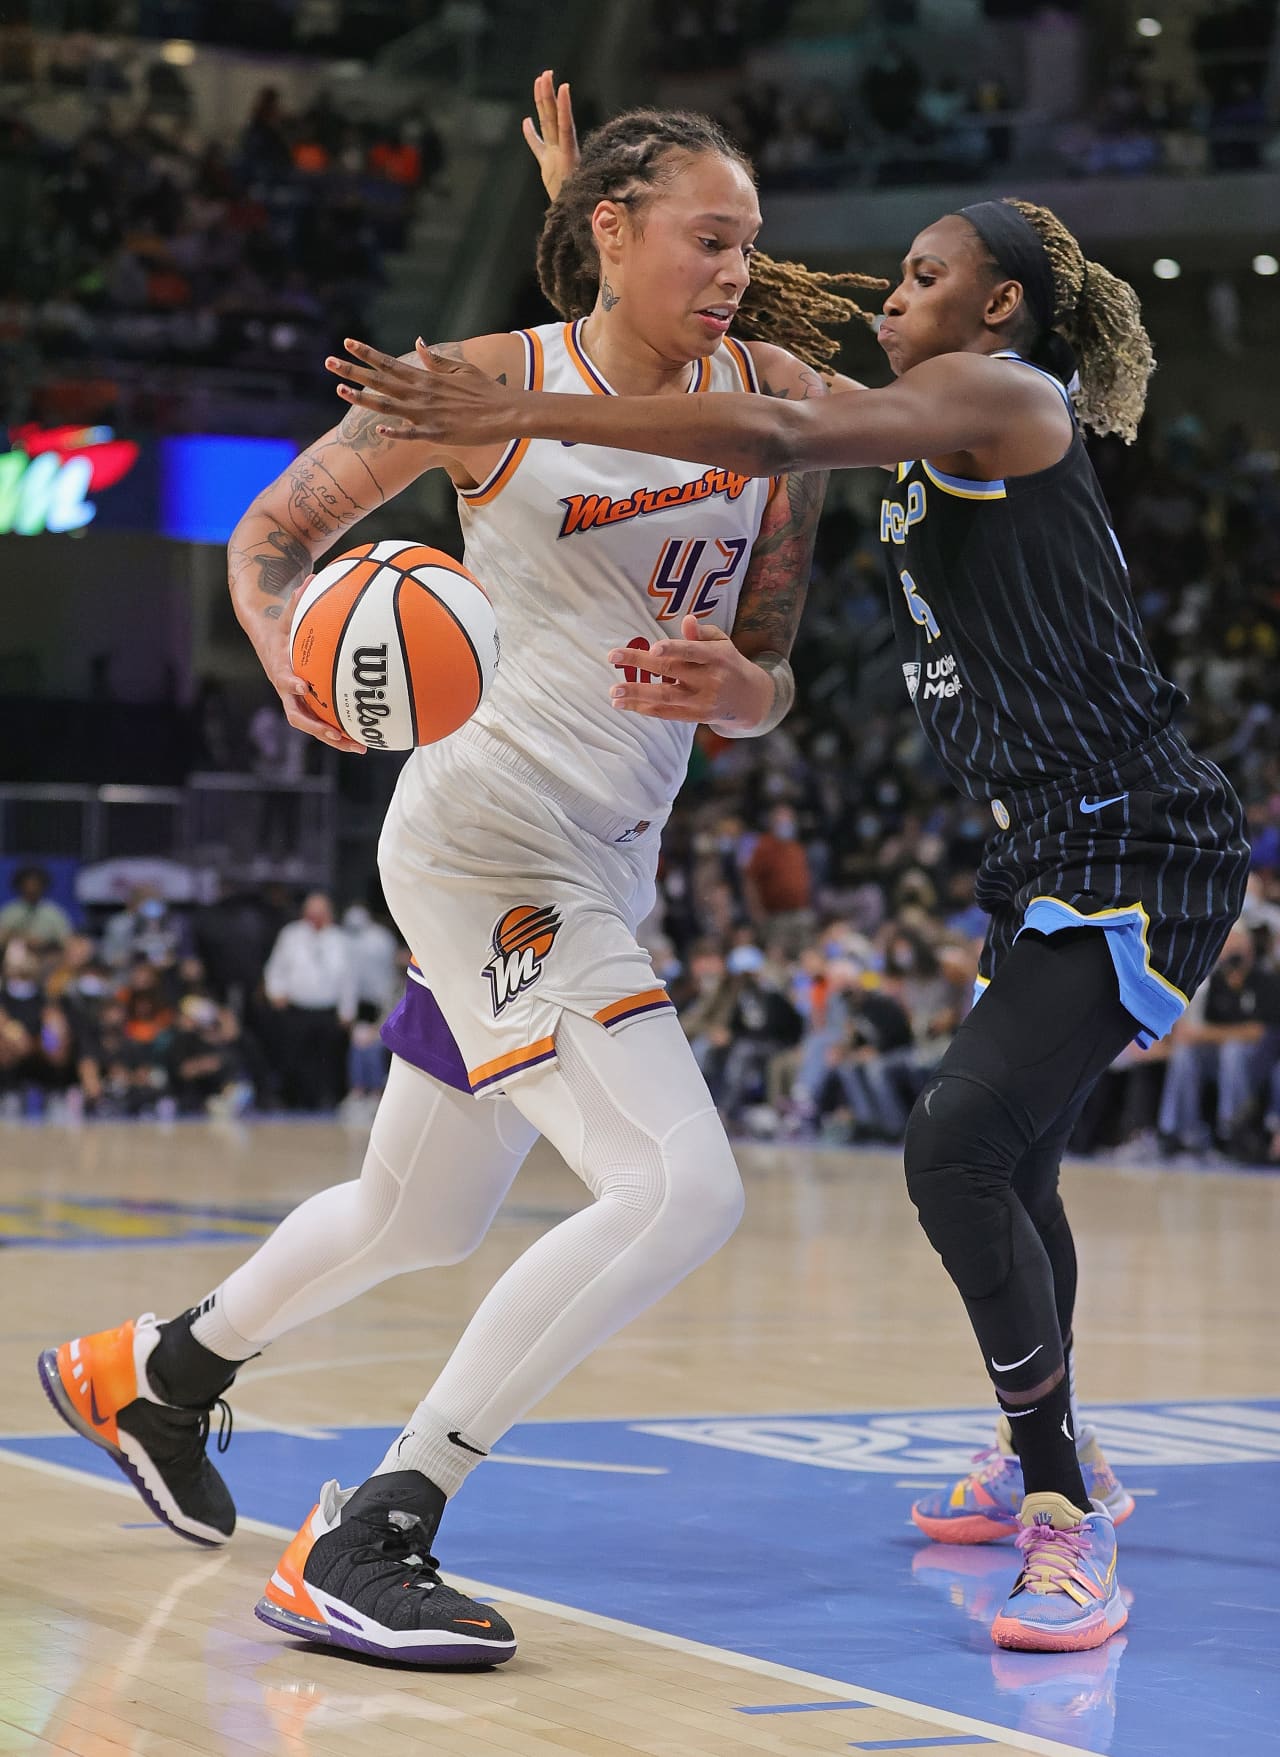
top-left (1006, 199), bottom-right (1155, 443)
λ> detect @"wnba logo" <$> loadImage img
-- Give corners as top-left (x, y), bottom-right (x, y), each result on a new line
top-left (483, 904), bottom-right (561, 1014)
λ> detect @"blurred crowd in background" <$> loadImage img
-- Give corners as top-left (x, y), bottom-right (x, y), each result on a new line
top-left (2, 0), bottom-right (1279, 1161)
top-left (0, 867), bottom-right (403, 1122)
top-left (5, 401), bottom-right (1280, 1161)
top-left (1, 61), bottom-right (441, 425)
top-left (654, 0), bottom-right (1276, 188)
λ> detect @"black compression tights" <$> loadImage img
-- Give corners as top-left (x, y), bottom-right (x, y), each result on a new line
top-left (904, 929), bottom-right (1139, 1400)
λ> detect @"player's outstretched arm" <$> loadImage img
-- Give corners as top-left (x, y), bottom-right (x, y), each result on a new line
top-left (328, 342), bottom-right (1025, 478)
top-left (232, 334), bottom-right (521, 749)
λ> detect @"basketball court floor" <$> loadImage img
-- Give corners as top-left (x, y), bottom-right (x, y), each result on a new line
top-left (3, 1120), bottom-right (1278, 1757)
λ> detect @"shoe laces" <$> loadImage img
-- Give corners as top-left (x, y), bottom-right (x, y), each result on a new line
top-left (970, 1446), bottom-right (1014, 1484)
top-left (354, 1509), bottom-right (442, 1591)
top-left (1013, 1518), bottom-right (1093, 1594)
top-left (193, 1399), bottom-right (233, 1456)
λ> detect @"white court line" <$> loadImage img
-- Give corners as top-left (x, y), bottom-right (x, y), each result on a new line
top-left (220, 1365), bottom-right (1280, 1426)
top-left (483, 1454), bottom-right (666, 1476)
top-left (0, 1444), bottom-right (1107, 1757)
top-left (5, 1413), bottom-right (662, 1477)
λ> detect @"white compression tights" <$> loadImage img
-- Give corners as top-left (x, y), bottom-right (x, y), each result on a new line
top-left (196, 1010), bottom-right (742, 1495)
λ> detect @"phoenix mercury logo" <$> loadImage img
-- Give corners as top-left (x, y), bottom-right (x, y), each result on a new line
top-left (483, 905), bottom-right (561, 1014)
top-left (558, 467), bottom-right (752, 539)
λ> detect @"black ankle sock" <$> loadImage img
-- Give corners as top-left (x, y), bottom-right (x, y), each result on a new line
top-left (147, 1309), bottom-right (244, 1408)
top-left (997, 1373), bottom-right (1089, 1510)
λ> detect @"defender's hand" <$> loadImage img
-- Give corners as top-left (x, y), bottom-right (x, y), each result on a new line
top-left (326, 337), bottom-right (522, 448)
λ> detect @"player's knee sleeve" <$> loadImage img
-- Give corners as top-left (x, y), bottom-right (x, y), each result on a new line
top-left (648, 1104), bottom-right (745, 1266)
top-left (515, 1009), bottom-right (744, 1276)
top-left (903, 1074), bottom-right (1026, 1301)
top-left (364, 1058), bottom-right (536, 1269)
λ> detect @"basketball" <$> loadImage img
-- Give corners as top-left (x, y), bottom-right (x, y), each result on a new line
top-left (290, 539), bottom-right (499, 750)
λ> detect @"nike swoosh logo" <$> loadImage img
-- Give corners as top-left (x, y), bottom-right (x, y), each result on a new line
top-left (447, 1430), bottom-right (487, 1457)
top-left (89, 1385), bottom-right (111, 1427)
top-left (1061, 1415), bottom-right (1074, 1441)
top-left (1080, 793), bottom-right (1127, 814)
top-left (990, 1343), bottom-right (1043, 1373)
top-left (454, 1617), bottom-right (492, 1628)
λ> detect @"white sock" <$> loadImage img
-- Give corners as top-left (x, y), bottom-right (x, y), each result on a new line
top-left (376, 1403), bottom-right (488, 1498)
top-left (189, 1292), bottom-right (260, 1363)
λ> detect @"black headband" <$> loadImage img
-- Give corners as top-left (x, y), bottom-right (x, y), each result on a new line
top-left (956, 200), bottom-right (1057, 333)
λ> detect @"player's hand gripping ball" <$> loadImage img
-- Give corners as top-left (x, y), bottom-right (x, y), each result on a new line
top-left (290, 540), bottom-right (499, 751)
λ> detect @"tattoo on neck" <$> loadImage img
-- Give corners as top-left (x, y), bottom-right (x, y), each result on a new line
top-left (601, 276), bottom-right (620, 313)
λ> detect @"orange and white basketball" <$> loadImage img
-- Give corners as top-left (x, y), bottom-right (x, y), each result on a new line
top-left (290, 539), bottom-right (499, 750)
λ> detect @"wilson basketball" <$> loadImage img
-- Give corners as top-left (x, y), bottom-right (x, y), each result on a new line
top-left (290, 539), bottom-right (499, 750)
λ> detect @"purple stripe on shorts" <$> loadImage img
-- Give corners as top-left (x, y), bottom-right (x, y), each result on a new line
top-left (380, 980), bottom-right (471, 1094)
top-left (601, 998), bottom-right (674, 1029)
top-left (470, 1044), bottom-right (558, 1094)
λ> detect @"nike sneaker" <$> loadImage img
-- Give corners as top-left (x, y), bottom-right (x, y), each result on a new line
top-left (255, 1470), bottom-right (516, 1667)
top-left (990, 1495), bottom-right (1127, 1652)
top-left (37, 1312), bottom-right (235, 1545)
top-left (911, 1416), bottom-right (1134, 1544)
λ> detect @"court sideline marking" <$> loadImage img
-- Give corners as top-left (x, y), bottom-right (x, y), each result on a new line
top-left (0, 1445), bottom-right (1108, 1757)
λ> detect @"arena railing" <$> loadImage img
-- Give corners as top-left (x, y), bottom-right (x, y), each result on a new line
top-left (0, 774), bottom-right (337, 887)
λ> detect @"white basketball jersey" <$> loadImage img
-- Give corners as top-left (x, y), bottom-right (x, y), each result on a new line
top-left (444, 319), bottom-right (774, 822)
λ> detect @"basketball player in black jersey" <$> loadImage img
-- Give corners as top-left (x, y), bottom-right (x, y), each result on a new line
top-left (337, 193), bottom-right (1250, 1653)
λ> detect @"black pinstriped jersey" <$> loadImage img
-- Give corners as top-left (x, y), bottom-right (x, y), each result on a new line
top-left (878, 355), bottom-right (1183, 801)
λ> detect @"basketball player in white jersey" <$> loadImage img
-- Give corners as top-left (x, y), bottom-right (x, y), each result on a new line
top-left (38, 97), bottom-right (881, 1665)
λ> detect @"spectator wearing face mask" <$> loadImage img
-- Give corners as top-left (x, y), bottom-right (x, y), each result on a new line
top-left (743, 805), bottom-right (813, 949)
top-left (100, 887), bottom-right (188, 970)
top-left (716, 943), bottom-right (805, 1126)
top-left (678, 941), bottom-right (738, 1097)
top-left (168, 994), bottom-right (253, 1116)
top-left (1157, 926), bottom-right (1280, 1153)
top-left (815, 971), bottom-right (915, 1142)
top-left (0, 938), bottom-right (75, 1114)
top-left (46, 935), bottom-right (114, 1112)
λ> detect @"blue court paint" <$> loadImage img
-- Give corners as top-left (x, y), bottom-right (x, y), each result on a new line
top-left (737, 1700), bottom-right (872, 1714)
top-left (8, 1399), bottom-right (1280, 1757)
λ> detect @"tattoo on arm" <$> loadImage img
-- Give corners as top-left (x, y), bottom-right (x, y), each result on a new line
top-left (285, 451), bottom-right (378, 542)
top-left (759, 366), bottom-right (827, 402)
top-left (228, 526), bottom-right (313, 620)
top-left (601, 275), bottom-right (620, 312)
top-left (732, 469), bottom-right (828, 656)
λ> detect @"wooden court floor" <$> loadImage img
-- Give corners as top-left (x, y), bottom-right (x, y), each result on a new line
top-left (2, 1121), bottom-right (1278, 1757)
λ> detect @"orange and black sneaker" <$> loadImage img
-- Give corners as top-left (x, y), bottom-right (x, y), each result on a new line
top-left (256, 1470), bottom-right (516, 1667)
top-left (36, 1313), bottom-right (235, 1546)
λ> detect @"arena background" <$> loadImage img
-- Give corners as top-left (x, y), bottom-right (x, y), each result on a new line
top-left (1, 5), bottom-right (1278, 1757)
